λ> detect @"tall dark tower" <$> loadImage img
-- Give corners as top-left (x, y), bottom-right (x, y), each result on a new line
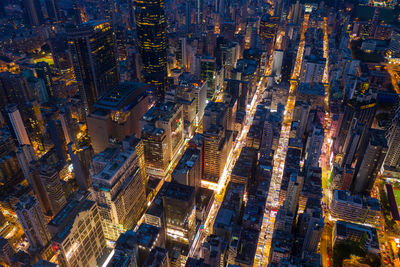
top-left (0, 0), bottom-right (6, 18)
top-left (67, 20), bottom-right (120, 114)
top-left (22, 0), bottom-right (44, 27)
top-left (44, 0), bottom-right (61, 23)
top-left (135, 0), bottom-right (167, 100)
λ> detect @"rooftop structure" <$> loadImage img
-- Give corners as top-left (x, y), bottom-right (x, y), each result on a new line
top-left (330, 189), bottom-right (380, 225)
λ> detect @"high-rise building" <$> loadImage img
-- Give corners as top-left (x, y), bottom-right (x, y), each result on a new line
top-left (0, 237), bottom-right (14, 266)
top-left (292, 100), bottom-right (310, 139)
top-left (141, 126), bottom-right (169, 178)
top-left (0, 72), bottom-right (32, 110)
top-left (135, 0), bottom-right (168, 100)
top-left (290, 0), bottom-right (303, 24)
top-left (172, 147), bottom-right (201, 189)
top-left (175, 72), bottom-right (207, 135)
top-left (90, 136), bottom-right (146, 241)
top-left (22, 0), bottom-right (44, 27)
top-left (300, 55), bottom-right (326, 84)
top-left (203, 101), bottom-right (228, 132)
top-left (87, 82), bottom-right (154, 153)
top-left (334, 94), bottom-right (377, 155)
top-left (271, 50), bottom-right (284, 81)
top-left (162, 182), bottom-right (196, 246)
top-left (301, 207), bottom-right (324, 253)
top-left (108, 230), bottom-right (139, 267)
top-left (34, 62), bottom-right (54, 99)
top-left (141, 101), bottom-right (184, 178)
top-left (68, 20), bottom-right (119, 114)
top-left (333, 220), bottom-right (379, 253)
top-left (283, 173), bottom-right (303, 215)
top-left (305, 123), bottom-right (324, 168)
top-left (330, 189), bottom-right (380, 225)
top-left (383, 120), bottom-right (400, 176)
top-left (48, 193), bottom-right (106, 267)
top-left (22, 71), bottom-right (49, 104)
top-left (259, 15), bottom-right (279, 42)
top-left (6, 104), bottom-right (30, 146)
top-left (67, 143), bottom-right (93, 191)
top-left (389, 28), bottom-right (400, 58)
top-left (133, 223), bottom-right (165, 266)
top-left (203, 126), bottom-right (232, 185)
top-left (30, 164), bottom-right (67, 216)
top-left (44, 0), bottom-right (61, 22)
top-left (15, 195), bottom-right (51, 250)
top-left (143, 247), bottom-right (169, 267)
top-left (198, 56), bottom-right (217, 99)
top-left (341, 120), bottom-right (364, 168)
top-left (352, 129), bottom-right (387, 194)
top-left (21, 100), bottom-right (46, 150)
top-left (16, 145), bottom-right (36, 185)
top-left (59, 104), bottom-right (77, 146)
top-left (45, 113), bottom-right (67, 163)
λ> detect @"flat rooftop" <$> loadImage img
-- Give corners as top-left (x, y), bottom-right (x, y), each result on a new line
top-left (91, 145), bottom-right (137, 184)
top-left (163, 182), bottom-right (195, 201)
top-left (94, 82), bottom-right (151, 111)
top-left (136, 223), bottom-right (162, 248)
top-left (48, 196), bottom-right (95, 242)
top-left (172, 148), bottom-right (200, 175)
top-left (142, 101), bottom-right (180, 123)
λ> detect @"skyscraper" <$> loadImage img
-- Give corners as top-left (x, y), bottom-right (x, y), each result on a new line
top-left (283, 173), bottom-right (303, 215)
top-left (31, 164), bottom-right (67, 216)
top-left (87, 82), bottom-right (154, 153)
top-left (6, 104), bottom-right (30, 146)
top-left (300, 55), bottom-right (326, 84)
top-left (47, 192), bottom-right (106, 267)
top-left (171, 147), bottom-right (201, 189)
top-left (259, 14), bottom-right (280, 42)
top-left (68, 20), bottom-right (119, 114)
top-left (141, 102), bottom-right (184, 178)
top-left (67, 143), bottom-right (92, 191)
top-left (0, 237), bottom-right (14, 266)
top-left (162, 182), bottom-right (196, 246)
top-left (90, 136), bottom-right (146, 241)
top-left (35, 62), bottom-right (54, 99)
top-left (301, 207), bottom-right (324, 253)
top-left (44, 0), bottom-right (61, 23)
top-left (22, 0), bottom-right (44, 27)
top-left (135, 0), bottom-right (168, 100)
top-left (0, 0), bottom-right (5, 18)
top-left (199, 56), bottom-right (217, 99)
top-left (203, 126), bottom-right (232, 184)
top-left (352, 129), bottom-right (387, 194)
top-left (0, 72), bottom-right (32, 111)
top-left (15, 195), bottom-right (51, 250)
top-left (383, 120), bottom-right (400, 176)
top-left (305, 123), bottom-right (324, 168)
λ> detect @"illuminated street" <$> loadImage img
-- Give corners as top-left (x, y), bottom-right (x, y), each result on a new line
top-left (1, 0), bottom-right (400, 266)
top-left (254, 14), bottom-right (309, 266)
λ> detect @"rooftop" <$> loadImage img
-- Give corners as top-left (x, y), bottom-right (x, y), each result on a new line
top-left (298, 83), bottom-right (325, 96)
top-left (333, 189), bottom-right (380, 211)
top-left (48, 194), bottom-right (95, 242)
top-left (142, 101), bottom-right (180, 123)
top-left (143, 247), bottom-right (168, 267)
top-left (91, 142), bottom-right (139, 185)
top-left (15, 195), bottom-right (38, 211)
top-left (94, 82), bottom-right (152, 111)
top-left (172, 148), bottom-right (200, 176)
top-left (163, 182), bottom-right (195, 202)
top-left (136, 223), bottom-right (162, 248)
